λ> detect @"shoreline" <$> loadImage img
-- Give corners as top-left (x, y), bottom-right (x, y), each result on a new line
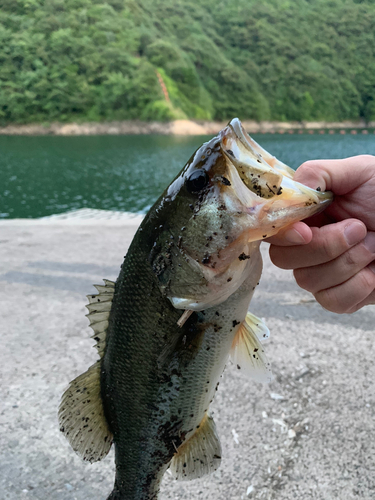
top-left (0, 119), bottom-right (374, 136)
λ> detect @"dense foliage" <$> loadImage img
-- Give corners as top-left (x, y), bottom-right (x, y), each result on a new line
top-left (1, 0), bottom-right (375, 123)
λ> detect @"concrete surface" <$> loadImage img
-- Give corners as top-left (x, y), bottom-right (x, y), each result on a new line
top-left (1, 216), bottom-right (375, 500)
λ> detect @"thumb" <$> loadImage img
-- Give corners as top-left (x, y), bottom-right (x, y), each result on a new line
top-left (294, 155), bottom-right (375, 195)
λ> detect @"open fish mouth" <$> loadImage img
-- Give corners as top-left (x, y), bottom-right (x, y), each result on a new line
top-left (219, 118), bottom-right (333, 240)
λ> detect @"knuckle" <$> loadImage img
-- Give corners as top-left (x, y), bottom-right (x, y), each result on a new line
top-left (357, 154), bottom-right (375, 165)
top-left (343, 248), bottom-right (357, 268)
top-left (358, 269), bottom-right (375, 292)
top-left (320, 236), bottom-right (337, 261)
top-left (315, 288), bottom-right (348, 314)
top-left (293, 268), bottom-right (313, 291)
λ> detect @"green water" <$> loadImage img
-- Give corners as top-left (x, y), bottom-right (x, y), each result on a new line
top-left (1, 133), bottom-right (375, 219)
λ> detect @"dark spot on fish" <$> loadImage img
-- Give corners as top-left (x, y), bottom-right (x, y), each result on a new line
top-left (277, 187), bottom-right (283, 195)
top-left (202, 254), bottom-right (211, 264)
top-left (254, 348), bottom-right (258, 352)
top-left (225, 236), bottom-right (229, 239)
top-left (206, 346), bottom-right (210, 351)
top-left (189, 204), bottom-right (194, 210)
top-left (263, 234), bottom-right (267, 238)
top-left (237, 364), bottom-right (241, 369)
top-left (232, 320), bottom-right (240, 327)
top-left (218, 204), bottom-right (226, 211)
top-left (272, 225), bottom-right (275, 228)
top-left (220, 176), bottom-right (231, 186)
top-left (227, 277), bottom-right (232, 282)
top-left (317, 186), bottom-right (321, 191)
top-left (215, 311), bottom-right (219, 316)
top-left (238, 252), bottom-right (250, 261)
top-left (213, 232), bottom-right (217, 235)
top-left (207, 236), bottom-right (213, 241)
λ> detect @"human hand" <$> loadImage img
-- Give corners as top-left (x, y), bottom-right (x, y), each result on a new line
top-left (267, 155), bottom-right (375, 313)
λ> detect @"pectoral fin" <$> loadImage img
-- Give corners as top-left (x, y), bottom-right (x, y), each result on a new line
top-left (170, 413), bottom-right (221, 480)
top-left (230, 313), bottom-right (272, 383)
top-left (245, 312), bottom-right (270, 342)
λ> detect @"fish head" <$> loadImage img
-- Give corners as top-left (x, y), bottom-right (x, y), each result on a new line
top-left (147, 118), bottom-right (332, 310)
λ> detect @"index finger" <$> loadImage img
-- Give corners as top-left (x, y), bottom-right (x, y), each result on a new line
top-left (294, 155), bottom-right (375, 194)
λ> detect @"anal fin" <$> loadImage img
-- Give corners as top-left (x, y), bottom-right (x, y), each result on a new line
top-left (170, 413), bottom-right (221, 481)
top-left (230, 312), bottom-right (272, 383)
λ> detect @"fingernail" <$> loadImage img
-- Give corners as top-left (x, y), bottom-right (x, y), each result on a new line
top-left (344, 222), bottom-right (366, 246)
top-left (283, 229), bottom-right (306, 244)
top-left (364, 233), bottom-right (375, 253)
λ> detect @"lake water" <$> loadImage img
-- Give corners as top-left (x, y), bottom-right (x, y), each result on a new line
top-left (1, 133), bottom-right (375, 219)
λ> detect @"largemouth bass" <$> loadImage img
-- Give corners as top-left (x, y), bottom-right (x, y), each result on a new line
top-left (59, 119), bottom-right (332, 500)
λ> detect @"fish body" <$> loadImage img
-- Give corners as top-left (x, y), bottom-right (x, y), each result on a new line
top-left (59, 119), bottom-right (332, 500)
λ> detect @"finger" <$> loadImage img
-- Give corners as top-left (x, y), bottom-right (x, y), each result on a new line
top-left (346, 274), bottom-right (375, 312)
top-left (294, 232), bottom-right (375, 293)
top-left (314, 264), bottom-right (375, 314)
top-left (269, 219), bottom-right (367, 270)
top-left (294, 155), bottom-right (375, 194)
top-left (266, 221), bottom-right (312, 246)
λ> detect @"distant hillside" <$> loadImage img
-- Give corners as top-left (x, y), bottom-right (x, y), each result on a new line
top-left (1, 0), bottom-right (375, 123)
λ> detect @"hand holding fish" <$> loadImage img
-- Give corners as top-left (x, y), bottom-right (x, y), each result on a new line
top-left (268, 155), bottom-right (375, 314)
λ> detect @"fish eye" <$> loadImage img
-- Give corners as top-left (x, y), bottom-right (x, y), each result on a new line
top-left (186, 169), bottom-right (209, 193)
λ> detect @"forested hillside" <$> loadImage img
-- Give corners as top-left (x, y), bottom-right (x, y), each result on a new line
top-left (1, 0), bottom-right (375, 123)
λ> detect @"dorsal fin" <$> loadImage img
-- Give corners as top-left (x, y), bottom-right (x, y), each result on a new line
top-left (86, 279), bottom-right (115, 357)
top-left (59, 280), bottom-right (115, 462)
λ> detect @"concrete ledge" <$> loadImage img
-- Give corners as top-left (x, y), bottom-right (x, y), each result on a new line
top-left (1, 218), bottom-right (375, 499)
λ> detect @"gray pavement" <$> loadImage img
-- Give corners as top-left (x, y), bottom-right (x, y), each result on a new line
top-left (1, 216), bottom-right (375, 500)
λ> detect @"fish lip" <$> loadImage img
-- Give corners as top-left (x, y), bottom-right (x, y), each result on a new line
top-left (228, 118), bottom-right (254, 154)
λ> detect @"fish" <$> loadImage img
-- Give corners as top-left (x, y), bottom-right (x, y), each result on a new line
top-left (58, 118), bottom-right (332, 500)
